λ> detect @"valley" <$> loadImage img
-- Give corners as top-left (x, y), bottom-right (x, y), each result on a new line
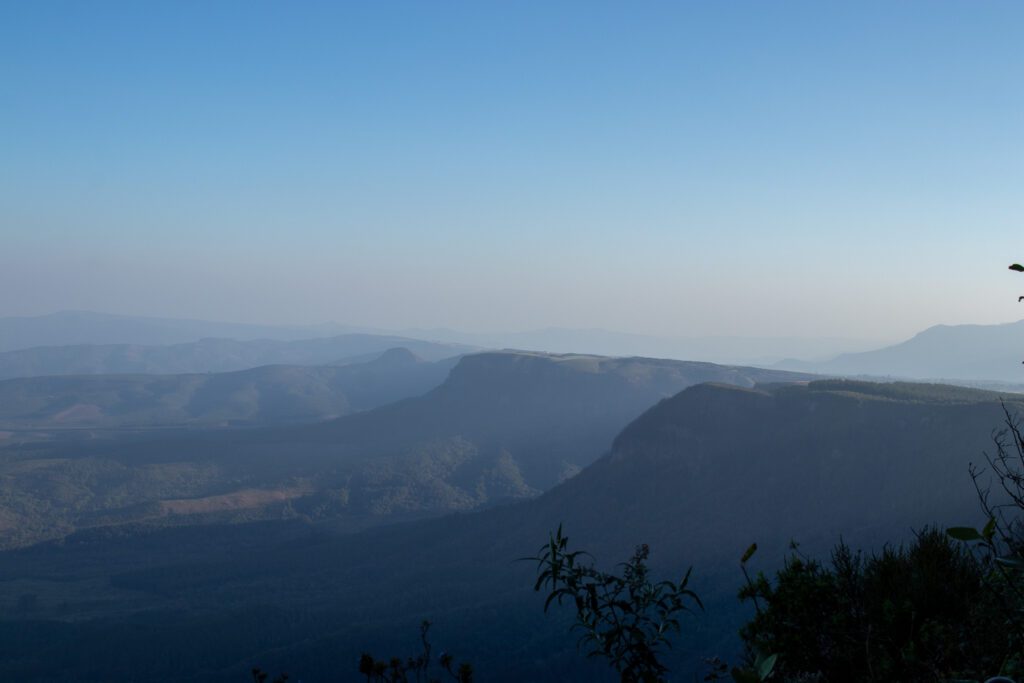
top-left (0, 371), bottom-right (1013, 681)
top-left (6, 9), bottom-right (1017, 679)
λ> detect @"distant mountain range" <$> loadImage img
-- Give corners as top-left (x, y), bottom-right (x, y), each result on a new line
top-left (14, 311), bottom-right (1024, 382)
top-left (0, 378), bottom-right (1010, 681)
top-left (0, 334), bottom-right (473, 380)
top-left (779, 319), bottom-right (1024, 383)
top-left (394, 326), bottom-right (886, 365)
top-left (0, 310), bottom-right (365, 351)
top-left (6, 308), bottom-right (1024, 681)
top-left (0, 310), bottom-right (886, 365)
top-left (0, 347), bottom-right (454, 430)
top-left (0, 351), bottom-right (812, 549)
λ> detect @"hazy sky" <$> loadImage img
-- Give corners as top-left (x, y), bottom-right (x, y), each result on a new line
top-left (2, 1), bottom-right (1022, 341)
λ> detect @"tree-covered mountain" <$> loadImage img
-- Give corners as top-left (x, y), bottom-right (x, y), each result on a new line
top-left (0, 348), bottom-right (454, 430)
top-left (779, 318), bottom-right (1024, 382)
top-left (0, 378), bottom-right (1011, 681)
top-left (0, 334), bottom-right (473, 380)
top-left (289, 351), bottom-right (815, 490)
top-left (0, 352), bottom-right (810, 549)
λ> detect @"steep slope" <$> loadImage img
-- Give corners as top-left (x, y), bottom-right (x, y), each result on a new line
top-left (0, 334), bottom-right (473, 379)
top-left (782, 318), bottom-right (1024, 382)
top-left (0, 379), bottom-right (1011, 682)
top-left (527, 380), bottom-right (1011, 566)
top-left (294, 351), bottom-right (814, 485)
top-left (0, 348), bottom-right (454, 429)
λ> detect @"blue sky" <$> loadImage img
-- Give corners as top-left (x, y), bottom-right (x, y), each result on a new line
top-left (2, 1), bottom-right (1022, 341)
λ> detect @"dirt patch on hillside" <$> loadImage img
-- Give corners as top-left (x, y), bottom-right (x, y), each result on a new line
top-left (53, 404), bottom-right (103, 423)
top-left (0, 508), bottom-right (20, 531)
top-left (159, 487), bottom-right (309, 515)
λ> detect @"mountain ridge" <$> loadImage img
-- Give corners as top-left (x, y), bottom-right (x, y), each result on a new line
top-left (0, 351), bottom-right (815, 550)
top-left (0, 310), bottom-right (888, 365)
top-left (779, 318), bottom-right (1024, 382)
top-left (0, 348), bottom-right (455, 430)
top-left (0, 310), bottom-right (367, 351)
top-left (0, 334), bottom-right (473, 380)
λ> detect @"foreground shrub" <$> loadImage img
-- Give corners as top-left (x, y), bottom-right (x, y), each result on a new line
top-left (739, 528), bottom-right (1017, 681)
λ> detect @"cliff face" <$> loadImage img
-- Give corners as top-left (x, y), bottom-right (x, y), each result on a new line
top-left (528, 380), bottom-right (1013, 569)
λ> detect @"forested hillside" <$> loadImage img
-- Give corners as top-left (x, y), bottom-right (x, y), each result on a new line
top-left (0, 352), bottom-right (808, 549)
top-left (0, 348), bottom-right (453, 429)
top-left (0, 379), bottom-right (1010, 681)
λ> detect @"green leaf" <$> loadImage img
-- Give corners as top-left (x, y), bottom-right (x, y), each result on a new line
top-left (741, 543), bottom-right (758, 564)
top-left (996, 555), bottom-right (1024, 570)
top-left (679, 566), bottom-right (694, 587)
top-left (731, 667), bottom-right (761, 683)
top-left (1010, 263), bottom-right (1024, 272)
top-left (758, 653), bottom-right (778, 680)
top-left (946, 526), bottom-right (983, 541)
top-left (983, 516), bottom-right (997, 540)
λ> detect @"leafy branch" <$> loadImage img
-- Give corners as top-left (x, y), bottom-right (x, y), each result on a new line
top-left (526, 524), bottom-right (701, 683)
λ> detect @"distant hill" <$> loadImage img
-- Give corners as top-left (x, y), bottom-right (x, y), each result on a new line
top-left (0, 351), bottom-right (813, 549)
top-left (0, 311), bottom-right (885, 366)
top-left (0, 310), bottom-right (366, 352)
top-left (0, 379), bottom-right (1012, 681)
top-left (400, 326), bottom-right (886, 365)
top-left (0, 334), bottom-right (474, 380)
top-left (778, 319), bottom-right (1024, 382)
top-left (0, 348), bottom-right (454, 430)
